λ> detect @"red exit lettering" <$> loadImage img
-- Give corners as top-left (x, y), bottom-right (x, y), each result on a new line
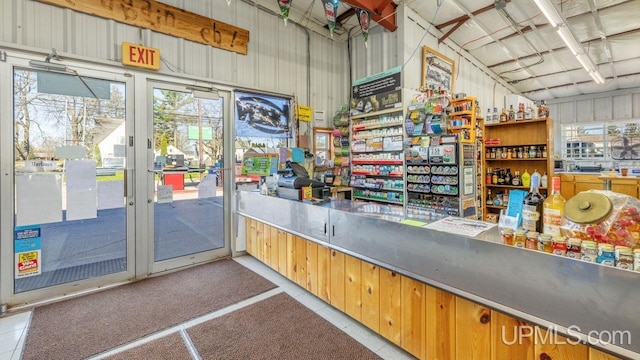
top-left (129, 46), bottom-right (156, 66)
top-left (122, 42), bottom-right (160, 70)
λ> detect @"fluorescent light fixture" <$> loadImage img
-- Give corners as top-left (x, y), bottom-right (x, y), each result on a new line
top-left (590, 71), bottom-right (605, 84)
top-left (556, 25), bottom-right (581, 56)
top-left (29, 60), bottom-right (67, 72)
top-left (576, 52), bottom-right (595, 73)
top-left (533, 0), bottom-right (563, 28)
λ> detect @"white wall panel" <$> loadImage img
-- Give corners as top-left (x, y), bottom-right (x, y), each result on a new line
top-left (612, 94), bottom-right (633, 119)
top-left (594, 97), bottom-right (613, 121)
top-left (576, 99), bottom-right (594, 122)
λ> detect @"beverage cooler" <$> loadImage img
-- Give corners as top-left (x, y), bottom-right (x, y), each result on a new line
top-left (405, 140), bottom-right (477, 220)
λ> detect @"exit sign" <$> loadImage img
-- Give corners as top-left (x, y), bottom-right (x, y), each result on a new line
top-left (122, 42), bottom-right (160, 70)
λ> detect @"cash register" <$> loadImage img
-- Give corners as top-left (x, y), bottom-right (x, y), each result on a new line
top-left (276, 161), bottom-right (328, 200)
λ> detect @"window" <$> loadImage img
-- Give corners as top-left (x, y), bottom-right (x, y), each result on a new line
top-left (561, 121), bottom-right (640, 160)
top-left (313, 129), bottom-right (333, 167)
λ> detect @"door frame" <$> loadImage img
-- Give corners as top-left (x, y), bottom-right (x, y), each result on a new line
top-left (0, 52), bottom-right (137, 308)
top-left (143, 80), bottom-right (233, 276)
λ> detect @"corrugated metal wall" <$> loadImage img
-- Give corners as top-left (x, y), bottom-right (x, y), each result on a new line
top-left (0, 0), bottom-right (349, 117)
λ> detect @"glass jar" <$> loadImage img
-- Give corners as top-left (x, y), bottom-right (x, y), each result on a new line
top-left (615, 246), bottom-right (633, 270)
top-left (581, 241), bottom-right (598, 263)
top-left (525, 231), bottom-right (538, 250)
top-left (501, 227), bottom-right (514, 246)
top-left (514, 229), bottom-right (526, 248)
top-left (566, 238), bottom-right (582, 259)
top-left (501, 147), bottom-right (508, 159)
top-left (529, 146), bottom-right (537, 159)
top-left (538, 233), bottom-right (552, 253)
top-left (597, 244), bottom-right (615, 266)
top-left (551, 236), bottom-right (567, 256)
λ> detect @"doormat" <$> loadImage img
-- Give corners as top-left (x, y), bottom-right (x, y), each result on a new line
top-left (187, 292), bottom-right (381, 359)
top-left (21, 259), bottom-right (276, 360)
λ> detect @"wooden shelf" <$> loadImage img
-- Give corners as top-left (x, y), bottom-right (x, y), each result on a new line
top-left (486, 184), bottom-right (547, 190)
top-left (481, 117), bottom-right (554, 221)
top-left (485, 118), bottom-right (548, 127)
top-left (486, 158), bottom-right (548, 161)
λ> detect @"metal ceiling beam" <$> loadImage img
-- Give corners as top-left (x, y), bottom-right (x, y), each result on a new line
top-left (486, 27), bottom-right (640, 68)
top-left (435, 2), bottom-right (504, 45)
top-left (587, 0), bottom-right (617, 80)
top-left (435, 1), bottom-right (511, 30)
top-left (521, 71), bottom-right (640, 94)
top-left (325, 8), bottom-right (356, 31)
top-left (341, 0), bottom-right (397, 31)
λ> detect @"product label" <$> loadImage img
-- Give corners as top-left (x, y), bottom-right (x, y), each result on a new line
top-left (543, 208), bottom-right (562, 236)
top-left (522, 204), bottom-right (540, 232)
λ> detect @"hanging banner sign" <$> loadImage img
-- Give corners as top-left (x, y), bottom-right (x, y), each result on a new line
top-left (277, 0), bottom-right (293, 25)
top-left (122, 42), bottom-right (160, 70)
top-left (355, 8), bottom-right (371, 48)
top-left (321, 0), bottom-right (337, 37)
top-left (35, 0), bottom-right (250, 55)
top-left (15, 225), bottom-right (42, 279)
top-left (297, 105), bottom-right (312, 122)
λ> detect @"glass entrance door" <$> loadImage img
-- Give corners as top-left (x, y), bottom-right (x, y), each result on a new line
top-left (11, 66), bottom-right (134, 295)
top-left (148, 83), bottom-right (229, 271)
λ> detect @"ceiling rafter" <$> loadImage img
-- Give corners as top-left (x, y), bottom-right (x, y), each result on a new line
top-left (587, 0), bottom-right (617, 80)
top-left (342, 0), bottom-right (397, 31)
top-left (522, 71), bottom-right (640, 94)
top-left (435, 1), bottom-right (512, 44)
top-left (485, 27), bottom-right (640, 69)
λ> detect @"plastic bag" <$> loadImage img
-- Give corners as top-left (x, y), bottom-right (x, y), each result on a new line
top-left (562, 190), bottom-right (640, 248)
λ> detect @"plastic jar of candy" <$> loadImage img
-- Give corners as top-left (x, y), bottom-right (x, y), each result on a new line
top-left (566, 238), bottom-right (582, 259)
top-left (597, 243), bottom-right (615, 266)
top-left (581, 241), bottom-right (598, 263)
top-left (513, 229), bottom-right (526, 248)
top-left (615, 246), bottom-right (633, 270)
top-left (633, 249), bottom-right (640, 272)
top-left (551, 236), bottom-right (567, 256)
top-left (525, 231), bottom-right (538, 250)
top-left (537, 233), bottom-right (552, 253)
top-left (500, 227), bottom-right (514, 246)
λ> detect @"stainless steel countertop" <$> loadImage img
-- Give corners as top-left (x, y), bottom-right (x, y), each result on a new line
top-left (236, 191), bottom-right (640, 358)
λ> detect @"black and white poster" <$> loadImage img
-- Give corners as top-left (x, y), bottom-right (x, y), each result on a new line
top-left (235, 91), bottom-right (291, 138)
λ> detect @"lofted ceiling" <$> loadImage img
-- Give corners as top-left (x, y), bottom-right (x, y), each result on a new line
top-left (277, 0), bottom-right (640, 101)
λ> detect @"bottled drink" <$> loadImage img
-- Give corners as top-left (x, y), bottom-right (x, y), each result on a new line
top-left (486, 189), bottom-right (493, 205)
top-left (517, 103), bottom-right (525, 121)
top-left (539, 100), bottom-right (549, 118)
top-left (540, 172), bottom-right (548, 188)
top-left (525, 103), bottom-right (532, 120)
top-left (504, 168), bottom-right (512, 184)
top-left (508, 105), bottom-right (515, 121)
top-left (523, 174), bottom-right (545, 233)
top-left (532, 101), bottom-right (539, 119)
top-left (543, 176), bottom-right (566, 237)
top-left (512, 171), bottom-right (521, 186)
top-left (499, 108), bottom-right (507, 122)
top-left (522, 169), bottom-right (531, 188)
top-left (493, 107), bottom-right (499, 123)
top-left (486, 108), bottom-right (492, 123)
top-left (531, 169), bottom-right (541, 186)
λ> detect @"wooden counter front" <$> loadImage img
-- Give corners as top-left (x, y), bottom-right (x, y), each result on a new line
top-left (559, 173), bottom-right (639, 200)
top-left (245, 218), bottom-right (621, 360)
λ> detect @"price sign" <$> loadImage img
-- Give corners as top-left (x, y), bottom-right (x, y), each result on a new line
top-left (429, 146), bottom-right (444, 164)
